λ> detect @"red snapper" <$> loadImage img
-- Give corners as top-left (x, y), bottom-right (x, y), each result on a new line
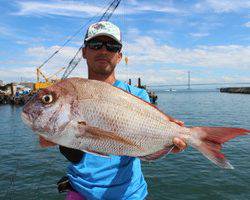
top-left (21, 78), bottom-right (249, 169)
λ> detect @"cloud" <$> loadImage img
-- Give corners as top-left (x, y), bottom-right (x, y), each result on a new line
top-left (0, 45), bottom-right (86, 82)
top-left (124, 36), bottom-right (250, 69)
top-left (24, 45), bottom-right (86, 76)
top-left (0, 26), bottom-right (11, 36)
top-left (135, 4), bottom-right (180, 14)
top-left (116, 68), bottom-right (189, 85)
top-left (0, 65), bottom-right (86, 83)
top-left (0, 23), bottom-right (55, 46)
top-left (13, 0), bottom-right (182, 18)
top-left (14, 1), bottom-right (105, 17)
top-left (116, 35), bottom-right (250, 85)
top-left (194, 0), bottom-right (250, 13)
top-left (0, 67), bottom-right (36, 82)
top-left (189, 32), bottom-right (210, 38)
top-left (244, 21), bottom-right (250, 27)
top-left (0, 25), bottom-right (16, 38)
top-left (1, 36), bottom-right (250, 85)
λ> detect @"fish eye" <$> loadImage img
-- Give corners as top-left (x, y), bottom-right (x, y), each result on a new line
top-left (41, 94), bottom-right (53, 104)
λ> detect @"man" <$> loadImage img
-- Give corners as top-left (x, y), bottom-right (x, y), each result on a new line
top-left (59, 21), bottom-right (187, 200)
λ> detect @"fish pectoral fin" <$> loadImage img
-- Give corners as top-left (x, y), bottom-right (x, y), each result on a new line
top-left (139, 145), bottom-right (175, 161)
top-left (39, 136), bottom-right (57, 148)
top-left (76, 122), bottom-right (143, 151)
top-left (83, 148), bottom-right (109, 158)
top-left (86, 126), bottom-right (144, 151)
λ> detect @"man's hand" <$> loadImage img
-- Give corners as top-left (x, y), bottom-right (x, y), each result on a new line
top-left (172, 137), bottom-right (187, 153)
top-left (169, 117), bottom-right (186, 153)
top-left (169, 117), bottom-right (185, 127)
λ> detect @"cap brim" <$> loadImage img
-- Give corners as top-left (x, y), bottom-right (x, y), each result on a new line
top-left (85, 33), bottom-right (122, 45)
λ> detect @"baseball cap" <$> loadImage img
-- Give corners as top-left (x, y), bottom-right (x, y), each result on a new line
top-left (84, 21), bottom-right (122, 45)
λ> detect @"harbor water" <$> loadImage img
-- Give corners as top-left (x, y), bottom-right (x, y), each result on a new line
top-left (0, 90), bottom-right (249, 200)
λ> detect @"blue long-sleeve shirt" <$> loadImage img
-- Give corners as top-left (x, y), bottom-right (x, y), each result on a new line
top-left (67, 80), bottom-right (150, 200)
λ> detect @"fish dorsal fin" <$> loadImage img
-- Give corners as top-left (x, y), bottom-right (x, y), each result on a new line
top-left (113, 85), bottom-right (183, 126)
top-left (139, 145), bottom-right (175, 161)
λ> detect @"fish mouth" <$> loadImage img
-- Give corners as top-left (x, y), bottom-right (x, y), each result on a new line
top-left (21, 112), bottom-right (53, 137)
top-left (21, 112), bottom-right (32, 127)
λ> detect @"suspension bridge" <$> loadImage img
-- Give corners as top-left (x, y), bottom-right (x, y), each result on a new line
top-left (148, 71), bottom-right (250, 90)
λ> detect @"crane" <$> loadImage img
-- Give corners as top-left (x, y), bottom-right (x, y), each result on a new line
top-left (33, 67), bottom-right (65, 91)
top-left (99, 0), bottom-right (122, 21)
top-left (33, 0), bottom-right (122, 88)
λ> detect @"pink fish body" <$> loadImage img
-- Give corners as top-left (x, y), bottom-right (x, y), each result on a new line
top-left (22, 78), bottom-right (249, 169)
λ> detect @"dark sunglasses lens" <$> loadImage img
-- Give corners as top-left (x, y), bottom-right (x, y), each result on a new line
top-left (88, 41), bottom-right (103, 50)
top-left (106, 43), bottom-right (122, 52)
top-left (87, 40), bottom-right (121, 52)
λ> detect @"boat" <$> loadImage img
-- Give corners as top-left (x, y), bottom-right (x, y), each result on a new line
top-left (165, 88), bottom-right (176, 92)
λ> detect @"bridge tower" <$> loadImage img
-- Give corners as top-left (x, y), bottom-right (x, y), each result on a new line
top-left (188, 71), bottom-right (191, 90)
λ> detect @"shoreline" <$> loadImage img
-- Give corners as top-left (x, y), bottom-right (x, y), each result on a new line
top-left (220, 87), bottom-right (250, 94)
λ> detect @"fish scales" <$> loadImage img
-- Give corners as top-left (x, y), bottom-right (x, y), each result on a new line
top-left (77, 99), bottom-right (176, 156)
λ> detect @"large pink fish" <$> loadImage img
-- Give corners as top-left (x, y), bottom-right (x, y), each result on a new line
top-left (22, 78), bottom-right (249, 169)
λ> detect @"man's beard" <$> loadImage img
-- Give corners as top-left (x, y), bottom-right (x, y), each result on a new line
top-left (92, 63), bottom-right (116, 75)
top-left (88, 54), bottom-right (117, 75)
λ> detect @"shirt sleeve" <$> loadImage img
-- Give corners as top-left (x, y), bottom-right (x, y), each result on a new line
top-left (138, 89), bottom-right (151, 103)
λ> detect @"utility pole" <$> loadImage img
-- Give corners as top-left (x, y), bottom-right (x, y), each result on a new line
top-left (188, 71), bottom-right (191, 90)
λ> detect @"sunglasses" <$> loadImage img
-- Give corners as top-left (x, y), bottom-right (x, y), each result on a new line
top-left (86, 40), bottom-right (122, 53)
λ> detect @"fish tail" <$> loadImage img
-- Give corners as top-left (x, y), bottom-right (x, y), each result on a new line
top-left (190, 127), bottom-right (249, 169)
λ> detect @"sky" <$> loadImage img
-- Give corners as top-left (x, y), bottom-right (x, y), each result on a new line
top-left (0, 0), bottom-right (250, 87)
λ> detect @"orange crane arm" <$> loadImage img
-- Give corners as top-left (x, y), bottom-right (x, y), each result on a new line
top-left (37, 68), bottom-right (48, 82)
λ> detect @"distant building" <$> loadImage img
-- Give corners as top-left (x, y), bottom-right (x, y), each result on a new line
top-left (19, 82), bottom-right (34, 89)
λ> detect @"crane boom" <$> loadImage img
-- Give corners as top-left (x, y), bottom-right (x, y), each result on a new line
top-left (47, 67), bottom-right (66, 80)
top-left (62, 46), bottom-right (83, 79)
top-left (99, 0), bottom-right (121, 21)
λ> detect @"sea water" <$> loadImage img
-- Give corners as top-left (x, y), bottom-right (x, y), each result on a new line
top-left (0, 91), bottom-right (249, 200)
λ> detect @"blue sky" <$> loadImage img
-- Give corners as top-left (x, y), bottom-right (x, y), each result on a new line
top-left (0, 0), bottom-right (250, 86)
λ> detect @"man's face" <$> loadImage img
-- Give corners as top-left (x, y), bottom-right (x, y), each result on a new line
top-left (82, 36), bottom-right (122, 76)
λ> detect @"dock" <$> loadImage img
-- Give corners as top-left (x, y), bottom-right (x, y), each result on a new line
top-left (220, 87), bottom-right (250, 94)
top-left (0, 82), bottom-right (32, 106)
top-left (0, 94), bottom-right (31, 106)
top-left (129, 78), bottom-right (158, 104)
